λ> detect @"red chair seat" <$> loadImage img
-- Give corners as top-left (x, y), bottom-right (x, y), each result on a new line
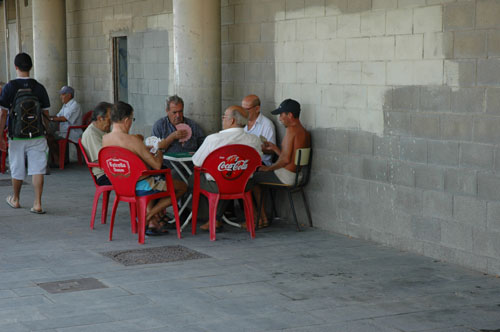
top-left (59, 110), bottom-right (93, 169)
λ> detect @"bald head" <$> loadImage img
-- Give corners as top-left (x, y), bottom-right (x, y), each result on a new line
top-left (223, 105), bottom-right (248, 129)
top-left (242, 94), bottom-right (261, 122)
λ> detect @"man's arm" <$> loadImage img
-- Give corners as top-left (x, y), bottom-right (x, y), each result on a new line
top-left (0, 109), bottom-right (7, 151)
top-left (259, 131), bottom-right (294, 172)
top-left (134, 136), bottom-right (163, 170)
top-left (157, 130), bottom-right (187, 150)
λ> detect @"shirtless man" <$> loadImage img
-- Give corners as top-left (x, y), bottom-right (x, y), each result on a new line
top-left (252, 99), bottom-right (311, 228)
top-left (102, 101), bottom-right (187, 235)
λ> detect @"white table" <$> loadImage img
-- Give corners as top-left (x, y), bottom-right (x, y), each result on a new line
top-left (163, 152), bottom-right (241, 231)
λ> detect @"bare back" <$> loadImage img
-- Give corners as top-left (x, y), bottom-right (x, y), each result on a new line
top-left (281, 123), bottom-right (311, 173)
top-left (102, 131), bottom-right (161, 170)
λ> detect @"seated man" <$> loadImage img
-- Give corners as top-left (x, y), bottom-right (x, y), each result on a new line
top-left (252, 99), bottom-right (311, 229)
top-left (242, 94), bottom-right (276, 166)
top-left (47, 86), bottom-right (82, 166)
top-left (81, 102), bottom-right (113, 186)
top-left (102, 101), bottom-right (187, 235)
top-left (190, 105), bottom-right (263, 231)
top-left (152, 95), bottom-right (205, 168)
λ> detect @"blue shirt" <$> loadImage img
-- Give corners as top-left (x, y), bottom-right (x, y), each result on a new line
top-left (151, 116), bottom-right (205, 153)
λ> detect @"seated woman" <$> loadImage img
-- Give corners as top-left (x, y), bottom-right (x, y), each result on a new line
top-left (102, 101), bottom-right (187, 235)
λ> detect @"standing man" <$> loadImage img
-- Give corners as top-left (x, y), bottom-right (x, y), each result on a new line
top-left (0, 53), bottom-right (51, 214)
top-left (152, 95), bottom-right (205, 164)
top-left (47, 86), bottom-right (82, 166)
top-left (81, 102), bottom-right (113, 186)
top-left (242, 94), bottom-right (276, 166)
top-left (252, 99), bottom-right (311, 228)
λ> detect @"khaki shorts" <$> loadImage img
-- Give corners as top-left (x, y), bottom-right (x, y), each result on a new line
top-left (8, 137), bottom-right (48, 180)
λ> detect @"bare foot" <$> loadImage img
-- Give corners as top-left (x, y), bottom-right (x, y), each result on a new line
top-left (6, 195), bottom-right (20, 209)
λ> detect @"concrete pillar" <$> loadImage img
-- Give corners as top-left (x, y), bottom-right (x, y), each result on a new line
top-left (173, 0), bottom-right (221, 133)
top-left (32, 0), bottom-right (67, 113)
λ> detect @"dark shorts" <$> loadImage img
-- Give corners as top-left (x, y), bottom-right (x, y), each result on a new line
top-left (253, 171), bottom-right (283, 185)
top-left (96, 174), bottom-right (111, 186)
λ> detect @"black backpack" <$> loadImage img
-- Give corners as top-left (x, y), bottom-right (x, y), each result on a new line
top-left (7, 80), bottom-right (46, 139)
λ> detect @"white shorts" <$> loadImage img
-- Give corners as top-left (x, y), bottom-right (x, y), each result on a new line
top-left (8, 138), bottom-right (48, 180)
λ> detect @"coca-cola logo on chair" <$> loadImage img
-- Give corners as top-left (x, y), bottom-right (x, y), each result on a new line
top-left (217, 154), bottom-right (249, 180)
top-left (106, 158), bottom-right (131, 177)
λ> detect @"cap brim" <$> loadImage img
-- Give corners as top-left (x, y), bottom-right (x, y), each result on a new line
top-left (271, 109), bottom-right (282, 115)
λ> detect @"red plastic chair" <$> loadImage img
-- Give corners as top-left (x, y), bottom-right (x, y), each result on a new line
top-left (0, 129), bottom-right (7, 173)
top-left (191, 144), bottom-right (261, 241)
top-left (99, 146), bottom-right (181, 244)
top-left (78, 139), bottom-right (114, 230)
top-left (58, 110), bottom-right (93, 169)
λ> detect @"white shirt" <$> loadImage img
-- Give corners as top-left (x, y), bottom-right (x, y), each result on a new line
top-left (57, 98), bottom-right (82, 142)
top-left (244, 113), bottom-right (276, 165)
top-left (192, 127), bottom-right (263, 180)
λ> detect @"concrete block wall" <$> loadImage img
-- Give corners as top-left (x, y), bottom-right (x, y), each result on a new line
top-left (222, 0), bottom-right (500, 275)
top-left (65, 0), bottom-right (174, 136)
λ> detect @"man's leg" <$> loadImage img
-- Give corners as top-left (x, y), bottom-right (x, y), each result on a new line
top-left (9, 178), bottom-right (23, 208)
top-left (6, 140), bottom-right (25, 208)
top-left (32, 174), bottom-right (44, 212)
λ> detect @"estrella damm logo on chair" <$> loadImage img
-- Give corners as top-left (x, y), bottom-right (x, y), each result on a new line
top-left (106, 158), bottom-right (131, 177)
top-left (217, 154), bottom-right (249, 180)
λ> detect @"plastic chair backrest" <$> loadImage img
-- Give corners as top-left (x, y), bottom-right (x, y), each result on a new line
top-left (98, 146), bottom-right (148, 197)
top-left (82, 111), bottom-right (93, 126)
top-left (78, 138), bottom-right (99, 187)
top-left (201, 144), bottom-right (261, 195)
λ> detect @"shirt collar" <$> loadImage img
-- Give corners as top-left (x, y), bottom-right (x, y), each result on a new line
top-left (64, 99), bottom-right (76, 107)
top-left (220, 127), bottom-right (244, 134)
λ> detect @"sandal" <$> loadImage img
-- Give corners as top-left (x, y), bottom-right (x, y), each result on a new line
top-left (258, 219), bottom-right (270, 229)
top-left (145, 224), bottom-right (169, 236)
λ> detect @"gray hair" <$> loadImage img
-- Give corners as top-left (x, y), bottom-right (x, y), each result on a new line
top-left (230, 108), bottom-right (248, 127)
top-left (165, 94), bottom-right (184, 110)
top-left (92, 102), bottom-right (113, 121)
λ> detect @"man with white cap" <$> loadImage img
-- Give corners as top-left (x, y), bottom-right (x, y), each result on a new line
top-left (47, 85), bottom-right (82, 166)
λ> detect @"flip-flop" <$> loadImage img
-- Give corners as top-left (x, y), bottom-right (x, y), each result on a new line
top-left (6, 196), bottom-right (20, 209)
top-left (30, 208), bottom-right (46, 214)
top-left (145, 226), bottom-right (169, 236)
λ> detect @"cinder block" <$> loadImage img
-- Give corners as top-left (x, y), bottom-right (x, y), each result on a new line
top-left (392, 86), bottom-right (419, 111)
top-left (420, 86), bottom-right (451, 112)
top-left (317, 63), bottom-right (338, 85)
top-left (361, 11), bottom-right (386, 36)
top-left (337, 14), bottom-right (361, 38)
top-left (234, 44), bottom-right (250, 62)
top-left (345, 154), bottom-right (364, 178)
top-left (423, 190), bottom-right (453, 220)
top-left (346, 0), bottom-right (372, 12)
top-left (321, 85), bottom-right (343, 107)
top-left (346, 38), bottom-right (370, 61)
top-left (343, 85), bottom-right (367, 108)
top-left (384, 111), bottom-right (411, 136)
top-left (297, 63), bottom-right (317, 84)
top-left (326, 0), bottom-right (347, 15)
top-left (373, 0), bottom-right (397, 10)
top-left (374, 135), bottom-right (400, 159)
top-left (323, 39), bottom-right (346, 61)
top-left (344, 177), bottom-right (371, 201)
top-left (400, 137), bottom-right (427, 163)
top-left (386, 9), bottom-right (413, 35)
top-left (276, 21), bottom-right (296, 42)
top-left (369, 36), bottom-right (395, 60)
top-left (301, 84), bottom-right (322, 105)
top-left (424, 32), bottom-right (453, 59)
top-left (439, 114), bottom-right (472, 141)
top-left (441, 220), bottom-right (474, 251)
top-left (387, 61), bottom-right (414, 85)
top-left (303, 40), bottom-right (325, 62)
top-left (326, 128), bottom-right (349, 152)
top-left (362, 62), bottom-right (386, 85)
top-left (414, 60), bottom-right (444, 85)
top-left (410, 113), bottom-right (440, 139)
top-left (473, 228), bottom-right (500, 259)
top-left (428, 140), bottom-right (459, 167)
top-left (297, 18), bottom-right (317, 40)
top-left (454, 31), bottom-right (487, 58)
top-left (369, 181), bottom-right (397, 207)
top-left (367, 86), bottom-right (391, 108)
top-left (478, 173), bottom-right (500, 201)
top-left (444, 168), bottom-right (477, 196)
top-left (478, 59), bottom-right (500, 86)
top-left (445, 59), bottom-right (476, 87)
top-left (399, 0), bottom-right (426, 7)
top-left (305, 0), bottom-right (325, 17)
top-left (476, 0), bottom-right (500, 28)
top-left (488, 30), bottom-right (500, 56)
top-left (389, 160), bottom-right (415, 187)
top-left (221, 5), bottom-right (234, 25)
top-left (473, 115), bottom-right (500, 144)
top-left (363, 157), bottom-right (388, 182)
top-left (451, 88), bottom-right (485, 113)
top-left (453, 195), bottom-right (487, 227)
top-left (277, 62), bottom-right (297, 83)
top-left (411, 216), bottom-right (442, 242)
top-left (395, 35), bottom-right (423, 60)
top-left (487, 201), bottom-right (500, 232)
top-left (414, 164), bottom-right (445, 190)
top-left (338, 62), bottom-right (361, 84)
top-left (494, 146), bottom-right (500, 173)
top-left (286, 0), bottom-right (305, 19)
top-left (395, 185), bottom-right (423, 214)
top-left (316, 16), bottom-right (337, 40)
top-left (349, 130), bottom-right (373, 155)
top-left (444, 1), bottom-right (475, 30)
top-left (414, 6), bottom-right (442, 33)
top-left (460, 142), bottom-right (494, 170)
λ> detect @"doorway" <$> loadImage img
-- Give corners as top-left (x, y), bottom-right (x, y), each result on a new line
top-left (112, 36), bottom-right (128, 103)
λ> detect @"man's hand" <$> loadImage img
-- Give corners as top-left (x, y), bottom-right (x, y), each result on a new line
top-left (169, 129), bottom-right (188, 141)
top-left (0, 137), bottom-right (6, 152)
top-left (262, 141), bottom-right (279, 154)
top-left (258, 165), bottom-right (270, 172)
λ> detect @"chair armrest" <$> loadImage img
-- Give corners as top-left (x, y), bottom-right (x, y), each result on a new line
top-left (141, 168), bottom-right (172, 177)
top-left (87, 161), bottom-right (99, 168)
